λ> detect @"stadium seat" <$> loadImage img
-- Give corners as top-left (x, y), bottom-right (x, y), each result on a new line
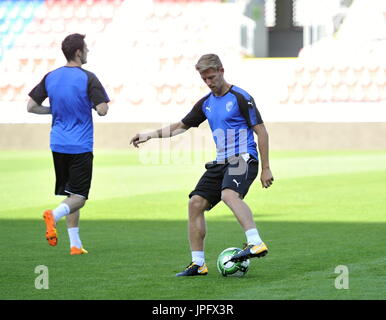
top-left (0, 19), bottom-right (11, 35)
top-left (2, 33), bottom-right (14, 50)
top-left (19, 58), bottom-right (34, 73)
top-left (352, 61), bottom-right (365, 72)
top-left (333, 84), bottom-right (350, 102)
top-left (367, 60), bottom-right (380, 73)
top-left (100, 2), bottom-right (115, 19)
top-left (174, 85), bottom-right (188, 104)
top-left (306, 83), bottom-right (319, 104)
top-left (0, 6), bottom-right (6, 21)
top-left (48, 4), bottom-right (62, 20)
top-left (278, 88), bottom-right (290, 104)
top-left (359, 69), bottom-right (372, 87)
top-left (314, 70), bottom-right (327, 88)
top-left (380, 84), bottom-right (386, 101)
top-left (286, 71), bottom-right (298, 89)
top-left (34, 4), bottom-right (49, 20)
top-left (74, 4), bottom-right (88, 20)
top-left (126, 89), bottom-right (142, 105)
top-left (20, 3), bottom-right (35, 20)
top-left (51, 19), bottom-right (65, 33)
top-left (299, 70), bottom-right (312, 88)
top-left (62, 4), bottom-right (75, 19)
top-left (3, 87), bottom-right (16, 101)
top-left (334, 60), bottom-right (348, 73)
top-left (38, 19), bottom-right (52, 33)
top-left (330, 68), bottom-right (341, 87)
top-left (7, 3), bottom-right (20, 21)
top-left (0, 67), bottom-right (9, 88)
top-left (344, 67), bottom-right (357, 87)
top-left (365, 84), bottom-right (381, 102)
top-left (318, 84), bottom-right (333, 103)
top-left (350, 83), bottom-right (365, 102)
top-left (89, 3), bottom-right (102, 19)
top-left (156, 85), bottom-right (173, 105)
top-left (321, 60), bottom-right (334, 73)
top-left (292, 84), bottom-right (305, 104)
top-left (375, 69), bottom-right (386, 86)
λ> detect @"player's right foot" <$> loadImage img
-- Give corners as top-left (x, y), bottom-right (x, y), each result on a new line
top-left (43, 210), bottom-right (57, 246)
top-left (229, 242), bottom-right (268, 263)
top-left (70, 247), bottom-right (88, 255)
top-left (176, 262), bottom-right (208, 276)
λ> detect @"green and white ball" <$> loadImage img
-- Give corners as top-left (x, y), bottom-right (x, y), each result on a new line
top-left (216, 247), bottom-right (250, 277)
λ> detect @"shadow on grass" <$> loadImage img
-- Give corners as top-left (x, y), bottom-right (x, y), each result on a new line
top-left (0, 219), bottom-right (385, 300)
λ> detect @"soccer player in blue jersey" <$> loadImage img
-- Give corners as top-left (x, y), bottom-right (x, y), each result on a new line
top-left (27, 34), bottom-right (110, 255)
top-left (130, 54), bottom-right (274, 276)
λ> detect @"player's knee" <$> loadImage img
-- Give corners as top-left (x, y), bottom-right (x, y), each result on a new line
top-left (68, 194), bottom-right (86, 209)
top-left (221, 189), bottom-right (239, 205)
top-left (189, 195), bottom-right (207, 213)
top-left (78, 199), bottom-right (86, 209)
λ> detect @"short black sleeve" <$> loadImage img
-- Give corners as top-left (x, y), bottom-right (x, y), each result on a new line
top-left (28, 74), bottom-right (48, 105)
top-left (181, 95), bottom-right (209, 128)
top-left (232, 90), bottom-right (263, 127)
top-left (86, 72), bottom-right (110, 107)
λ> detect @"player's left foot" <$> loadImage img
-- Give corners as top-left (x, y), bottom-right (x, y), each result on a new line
top-left (43, 210), bottom-right (58, 246)
top-left (70, 247), bottom-right (88, 255)
top-left (229, 242), bottom-right (268, 263)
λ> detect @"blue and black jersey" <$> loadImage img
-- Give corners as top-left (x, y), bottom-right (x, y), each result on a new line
top-left (182, 85), bottom-right (263, 161)
top-left (29, 66), bottom-right (110, 154)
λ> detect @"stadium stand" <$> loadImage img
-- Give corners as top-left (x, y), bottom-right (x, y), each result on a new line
top-left (0, 0), bottom-right (385, 152)
top-left (0, 0), bottom-right (384, 110)
top-left (0, 0), bottom-right (241, 108)
top-left (281, 0), bottom-right (386, 104)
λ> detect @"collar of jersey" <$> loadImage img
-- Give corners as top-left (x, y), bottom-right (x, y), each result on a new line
top-left (212, 85), bottom-right (233, 98)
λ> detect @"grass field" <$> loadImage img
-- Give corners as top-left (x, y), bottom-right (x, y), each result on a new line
top-left (1, 149), bottom-right (386, 300)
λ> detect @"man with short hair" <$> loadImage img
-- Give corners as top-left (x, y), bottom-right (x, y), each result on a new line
top-left (27, 33), bottom-right (110, 255)
top-left (130, 54), bottom-right (274, 276)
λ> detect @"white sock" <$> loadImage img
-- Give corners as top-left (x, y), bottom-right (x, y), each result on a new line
top-left (53, 203), bottom-right (70, 223)
top-left (245, 228), bottom-right (263, 245)
top-left (191, 251), bottom-right (205, 267)
top-left (68, 227), bottom-right (82, 249)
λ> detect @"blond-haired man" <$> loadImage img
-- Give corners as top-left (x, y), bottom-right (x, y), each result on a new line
top-left (130, 54), bottom-right (273, 276)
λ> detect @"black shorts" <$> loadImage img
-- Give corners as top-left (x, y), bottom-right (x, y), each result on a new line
top-left (189, 155), bottom-right (259, 210)
top-left (52, 151), bottom-right (93, 199)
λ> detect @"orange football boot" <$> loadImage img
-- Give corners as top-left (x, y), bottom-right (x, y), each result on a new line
top-left (43, 210), bottom-right (57, 246)
top-left (70, 247), bottom-right (88, 255)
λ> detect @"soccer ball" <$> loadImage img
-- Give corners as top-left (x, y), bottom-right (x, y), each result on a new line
top-left (216, 247), bottom-right (250, 277)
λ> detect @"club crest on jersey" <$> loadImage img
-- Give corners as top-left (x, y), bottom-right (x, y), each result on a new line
top-left (225, 101), bottom-right (233, 112)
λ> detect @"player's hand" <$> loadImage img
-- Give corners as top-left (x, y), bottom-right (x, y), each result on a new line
top-left (130, 133), bottom-right (150, 148)
top-left (260, 168), bottom-right (274, 188)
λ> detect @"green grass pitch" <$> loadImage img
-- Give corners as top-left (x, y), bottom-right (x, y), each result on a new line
top-left (0, 149), bottom-right (385, 300)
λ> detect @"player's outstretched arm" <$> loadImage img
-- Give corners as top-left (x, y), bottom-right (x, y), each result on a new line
top-left (253, 123), bottom-right (274, 188)
top-left (130, 121), bottom-right (190, 148)
top-left (27, 98), bottom-right (52, 114)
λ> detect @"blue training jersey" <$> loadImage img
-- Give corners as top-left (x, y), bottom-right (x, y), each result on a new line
top-left (29, 66), bottom-right (110, 154)
top-left (182, 85), bottom-right (263, 162)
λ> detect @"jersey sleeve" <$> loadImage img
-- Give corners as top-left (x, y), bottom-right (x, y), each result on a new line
top-left (237, 94), bottom-right (263, 127)
top-left (28, 74), bottom-right (48, 105)
top-left (181, 95), bottom-right (208, 128)
top-left (87, 73), bottom-right (110, 107)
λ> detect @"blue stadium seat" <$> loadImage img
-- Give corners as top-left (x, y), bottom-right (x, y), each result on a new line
top-left (0, 0), bottom-right (45, 62)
